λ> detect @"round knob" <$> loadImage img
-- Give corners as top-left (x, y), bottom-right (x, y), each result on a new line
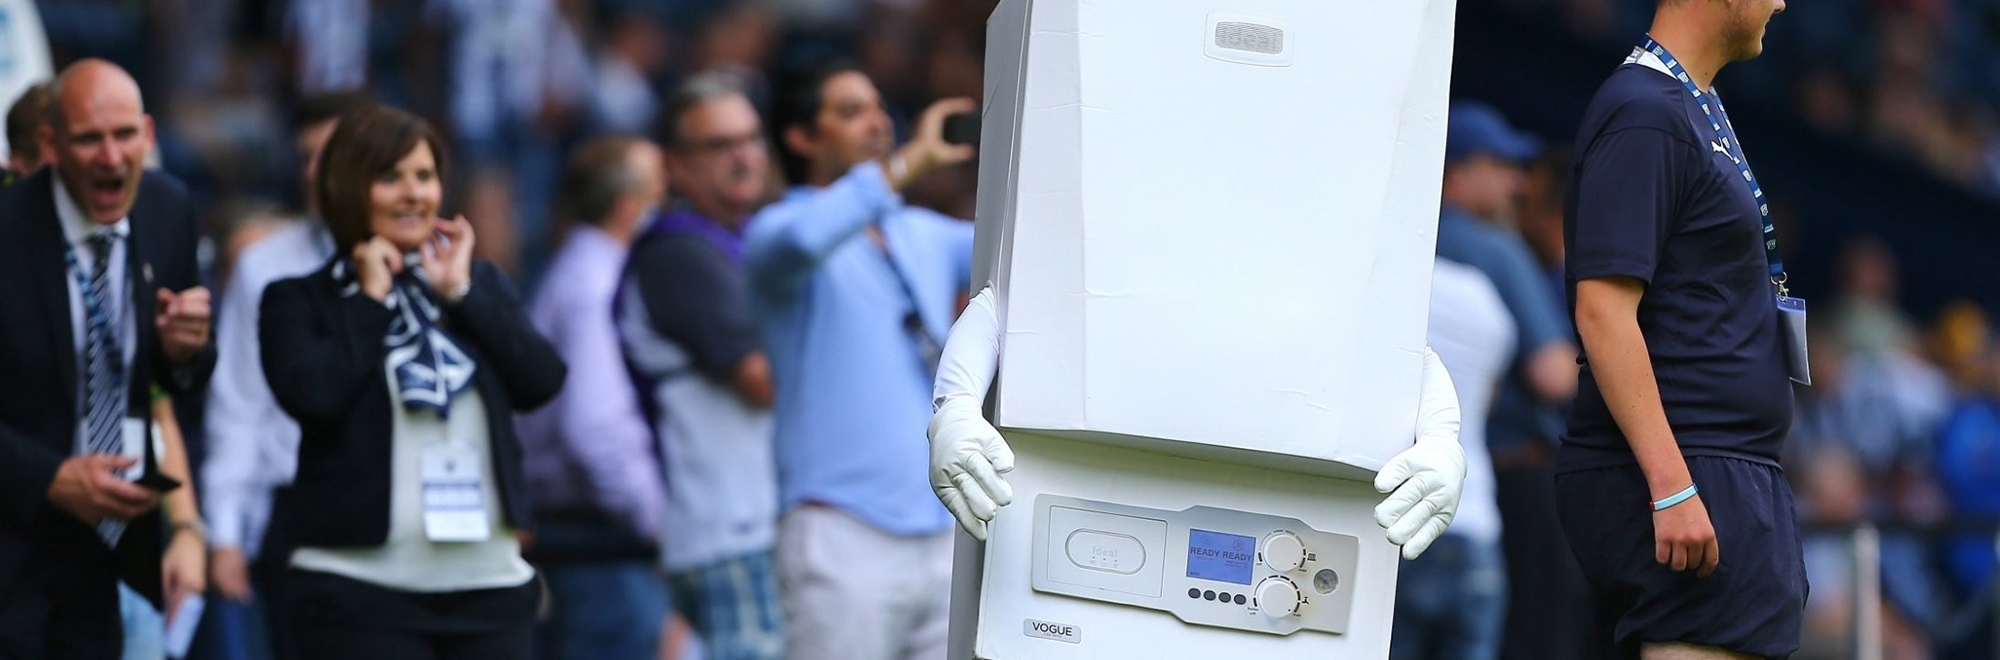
top-left (1262, 532), bottom-right (1306, 573)
top-left (1254, 577), bottom-right (1301, 619)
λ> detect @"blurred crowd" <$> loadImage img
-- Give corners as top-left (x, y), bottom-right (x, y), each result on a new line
top-left (20, 0), bottom-right (992, 286)
top-left (1498, 0), bottom-right (2000, 199)
top-left (3, 1), bottom-right (1999, 660)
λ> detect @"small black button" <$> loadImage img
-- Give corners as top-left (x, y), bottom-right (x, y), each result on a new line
top-left (1234, 594), bottom-right (1247, 605)
top-left (1203, 590), bottom-right (1216, 601)
top-left (1188, 588), bottom-right (1201, 599)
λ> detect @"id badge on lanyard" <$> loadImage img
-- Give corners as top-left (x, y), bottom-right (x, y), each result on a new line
top-left (1632, 38), bottom-right (1810, 385)
top-left (421, 441), bottom-right (491, 542)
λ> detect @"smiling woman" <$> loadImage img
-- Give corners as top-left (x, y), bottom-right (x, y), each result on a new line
top-left (316, 106), bottom-right (448, 254)
top-left (255, 104), bottom-right (567, 660)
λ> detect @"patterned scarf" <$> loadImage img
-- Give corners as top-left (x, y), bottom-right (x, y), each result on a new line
top-left (334, 256), bottom-right (477, 416)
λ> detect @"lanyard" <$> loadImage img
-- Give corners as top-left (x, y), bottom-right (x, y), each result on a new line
top-left (1631, 36), bottom-right (1788, 293)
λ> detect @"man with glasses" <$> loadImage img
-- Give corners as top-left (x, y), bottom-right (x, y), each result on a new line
top-left (617, 71), bottom-right (784, 660)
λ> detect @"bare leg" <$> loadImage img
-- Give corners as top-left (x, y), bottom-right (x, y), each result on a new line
top-left (1640, 642), bottom-right (1761, 660)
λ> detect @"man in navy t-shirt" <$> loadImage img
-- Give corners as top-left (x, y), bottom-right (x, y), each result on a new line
top-left (1559, 0), bottom-right (1805, 657)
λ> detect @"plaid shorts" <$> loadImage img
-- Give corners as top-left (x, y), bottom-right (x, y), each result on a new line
top-left (667, 551), bottom-right (785, 660)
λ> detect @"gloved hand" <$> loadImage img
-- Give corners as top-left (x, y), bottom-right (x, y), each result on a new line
top-left (929, 398), bottom-right (1015, 540)
top-left (1373, 346), bottom-right (1466, 560)
top-left (926, 285), bottom-right (1013, 540)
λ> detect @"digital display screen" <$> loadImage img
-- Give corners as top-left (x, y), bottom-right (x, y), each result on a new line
top-left (1186, 529), bottom-right (1256, 585)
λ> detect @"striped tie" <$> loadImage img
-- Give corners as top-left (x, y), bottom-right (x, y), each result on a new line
top-left (81, 232), bottom-right (128, 546)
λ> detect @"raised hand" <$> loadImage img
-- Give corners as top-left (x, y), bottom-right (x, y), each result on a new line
top-left (421, 215), bottom-right (476, 302)
top-left (886, 98), bottom-right (979, 190)
top-left (353, 236), bottom-right (404, 302)
top-left (155, 286), bottom-right (212, 364)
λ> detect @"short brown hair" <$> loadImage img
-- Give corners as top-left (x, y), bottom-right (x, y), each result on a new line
top-left (561, 134), bottom-right (650, 227)
top-left (316, 105), bottom-right (448, 251)
top-left (7, 83), bottom-right (50, 158)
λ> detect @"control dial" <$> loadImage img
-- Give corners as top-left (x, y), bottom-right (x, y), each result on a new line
top-left (1261, 531), bottom-right (1306, 572)
top-left (1254, 576), bottom-right (1302, 619)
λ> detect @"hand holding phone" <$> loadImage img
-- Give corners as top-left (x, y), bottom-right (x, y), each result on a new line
top-left (136, 470), bottom-right (183, 493)
top-left (943, 112), bottom-right (981, 147)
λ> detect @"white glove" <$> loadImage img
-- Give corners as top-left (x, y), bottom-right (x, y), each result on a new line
top-left (930, 398), bottom-right (1015, 540)
top-left (926, 286), bottom-right (1014, 540)
top-left (1373, 346), bottom-right (1467, 560)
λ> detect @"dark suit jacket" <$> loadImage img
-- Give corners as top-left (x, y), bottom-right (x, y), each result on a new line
top-left (0, 169), bottom-right (217, 610)
top-left (259, 258), bottom-right (565, 549)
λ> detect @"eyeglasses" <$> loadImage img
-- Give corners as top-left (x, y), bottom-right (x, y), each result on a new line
top-left (681, 132), bottom-right (766, 156)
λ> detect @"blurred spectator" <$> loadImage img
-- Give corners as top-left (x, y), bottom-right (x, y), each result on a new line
top-left (283, 0), bottom-right (369, 96)
top-left (1437, 101), bottom-right (1592, 660)
top-left (1393, 259), bottom-right (1516, 660)
top-left (585, 8), bottom-right (669, 136)
top-left (6, 82), bottom-right (50, 177)
top-left (679, 1), bottom-right (782, 107)
top-left (259, 105), bottom-right (563, 660)
top-left (208, 199), bottom-right (291, 287)
top-left (620, 73), bottom-right (784, 660)
top-left (1793, 67), bottom-right (1862, 136)
top-left (1788, 315), bottom-right (1953, 660)
top-left (1832, 235), bottom-right (1923, 357)
top-left (199, 90), bottom-right (369, 660)
top-left (1929, 298), bottom-right (1994, 393)
top-left (1933, 313), bottom-right (2000, 660)
top-left (1790, 441), bottom-right (1868, 660)
top-left (518, 135), bottom-right (670, 660)
top-left (142, 393), bottom-right (210, 660)
top-left (0, 0), bottom-right (53, 161)
top-left (458, 168), bottom-right (526, 283)
top-left (1517, 145), bottom-right (1568, 278)
top-left (422, 0), bottom-right (592, 283)
top-left (745, 62), bottom-right (973, 660)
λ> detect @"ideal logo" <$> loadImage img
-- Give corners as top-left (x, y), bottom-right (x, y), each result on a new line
top-left (1023, 618), bottom-right (1081, 644)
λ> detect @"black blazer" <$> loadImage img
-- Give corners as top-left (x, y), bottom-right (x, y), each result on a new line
top-left (259, 257), bottom-right (565, 549)
top-left (0, 170), bottom-right (216, 610)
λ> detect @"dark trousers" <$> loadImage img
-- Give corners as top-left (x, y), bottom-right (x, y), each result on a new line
top-left (0, 517), bottom-right (123, 660)
top-left (1493, 455), bottom-right (1598, 660)
top-left (253, 487), bottom-right (299, 660)
top-left (288, 569), bottom-right (538, 660)
top-left (527, 517), bottom-right (666, 660)
top-left (1392, 535), bottom-right (1509, 660)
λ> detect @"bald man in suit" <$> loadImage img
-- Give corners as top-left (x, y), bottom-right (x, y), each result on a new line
top-left (0, 59), bottom-right (214, 660)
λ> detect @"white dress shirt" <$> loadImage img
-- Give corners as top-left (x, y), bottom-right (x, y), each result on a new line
top-left (289, 383), bottom-right (534, 592)
top-left (200, 222), bottom-right (334, 556)
top-left (1425, 259), bottom-right (1516, 545)
top-left (54, 177), bottom-right (138, 463)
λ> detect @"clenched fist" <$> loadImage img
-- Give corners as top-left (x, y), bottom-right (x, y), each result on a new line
top-left (156, 287), bottom-right (211, 364)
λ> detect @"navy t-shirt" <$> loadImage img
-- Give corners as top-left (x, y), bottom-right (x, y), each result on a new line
top-left (1560, 62), bottom-right (1795, 471)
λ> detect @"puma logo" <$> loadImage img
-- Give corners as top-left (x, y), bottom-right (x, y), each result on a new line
top-left (1712, 140), bottom-right (1741, 165)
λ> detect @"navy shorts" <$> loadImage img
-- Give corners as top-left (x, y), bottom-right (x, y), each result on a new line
top-left (1555, 455), bottom-right (1808, 659)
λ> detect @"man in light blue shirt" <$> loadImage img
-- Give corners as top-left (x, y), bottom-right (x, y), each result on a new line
top-left (745, 62), bottom-right (974, 660)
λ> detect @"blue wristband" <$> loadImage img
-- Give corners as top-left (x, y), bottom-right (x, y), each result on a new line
top-left (1652, 484), bottom-right (1698, 511)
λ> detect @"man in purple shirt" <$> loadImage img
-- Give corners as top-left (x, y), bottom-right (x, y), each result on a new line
top-left (515, 135), bottom-right (670, 659)
top-left (617, 71), bottom-right (784, 660)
